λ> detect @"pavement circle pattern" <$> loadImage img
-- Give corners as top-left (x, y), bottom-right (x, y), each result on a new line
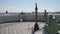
top-left (0, 22), bottom-right (45, 34)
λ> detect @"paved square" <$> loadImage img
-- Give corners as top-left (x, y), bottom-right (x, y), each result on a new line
top-left (0, 22), bottom-right (45, 34)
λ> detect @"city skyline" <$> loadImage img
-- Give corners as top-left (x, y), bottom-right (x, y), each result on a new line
top-left (0, 0), bottom-right (60, 13)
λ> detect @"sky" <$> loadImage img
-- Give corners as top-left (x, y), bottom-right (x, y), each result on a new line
top-left (0, 0), bottom-right (60, 13)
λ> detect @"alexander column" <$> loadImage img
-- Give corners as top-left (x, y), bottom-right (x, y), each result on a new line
top-left (35, 3), bottom-right (38, 24)
top-left (34, 3), bottom-right (39, 32)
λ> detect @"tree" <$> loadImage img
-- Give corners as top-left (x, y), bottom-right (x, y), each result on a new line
top-left (45, 15), bottom-right (58, 34)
